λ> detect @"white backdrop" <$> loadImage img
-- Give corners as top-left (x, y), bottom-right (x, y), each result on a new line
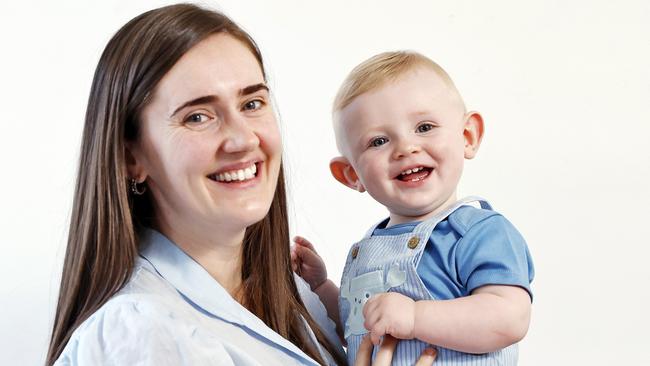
top-left (1, 1), bottom-right (649, 364)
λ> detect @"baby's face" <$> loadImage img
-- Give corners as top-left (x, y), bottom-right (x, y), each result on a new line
top-left (336, 67), bottom-right (472, 223)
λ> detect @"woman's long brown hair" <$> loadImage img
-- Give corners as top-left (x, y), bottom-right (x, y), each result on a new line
top-left (46, 4), bottom-right (345, 365)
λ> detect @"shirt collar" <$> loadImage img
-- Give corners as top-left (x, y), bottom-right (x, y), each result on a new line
top-left (138, 228), bottom-right (319, 365)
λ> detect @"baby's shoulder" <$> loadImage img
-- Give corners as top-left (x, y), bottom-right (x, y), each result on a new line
top-left (447, 205), bottom-right (504, 235)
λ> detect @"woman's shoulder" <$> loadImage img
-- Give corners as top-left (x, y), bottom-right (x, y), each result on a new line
top-left (55, 259), bottom-right (206, 365)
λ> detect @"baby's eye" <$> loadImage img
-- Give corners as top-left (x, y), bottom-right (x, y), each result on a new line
top-left (416, 122), bottom-right (435, 133)
top-left (369, 137), bottom-right (388, 148)
top-left (243, 99), bottom-right (263, 111)
top-left (184, 113), bottom-right (210, 124)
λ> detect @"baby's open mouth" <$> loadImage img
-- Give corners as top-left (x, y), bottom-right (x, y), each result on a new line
top-left (208, 162), bottom-right (259, 183)
top-left (395, 166), bottom-right (433, 182)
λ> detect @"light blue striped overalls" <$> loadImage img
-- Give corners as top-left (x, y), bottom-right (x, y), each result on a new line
top-left (338, 197), bottom-right (518, 365)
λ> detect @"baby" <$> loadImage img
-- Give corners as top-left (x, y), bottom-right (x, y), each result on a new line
top-left (292, 51), bottom-right (535, 365)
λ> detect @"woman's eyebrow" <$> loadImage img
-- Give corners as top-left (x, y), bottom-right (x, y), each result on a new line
top-left (170, 84), bottom-right (269, 118)
top-left (240, 83), bottom-right (269, 96)
top-left (170, 95), bottom-right (218, 117)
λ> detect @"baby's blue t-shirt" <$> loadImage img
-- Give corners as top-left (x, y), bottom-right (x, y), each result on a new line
top-left (372, 205), bottom-right (534, 301)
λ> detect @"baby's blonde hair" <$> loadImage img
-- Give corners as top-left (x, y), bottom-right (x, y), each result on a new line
top-left (332, 50), bottom-right (461, 113)
top-left (332, 51), bottom-right (464, 154)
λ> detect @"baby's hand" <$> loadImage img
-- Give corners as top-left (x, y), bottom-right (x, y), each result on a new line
top-left (291, 236), bottom-right (328, 291)
top-left (363, 292), bottom-right (416, 345)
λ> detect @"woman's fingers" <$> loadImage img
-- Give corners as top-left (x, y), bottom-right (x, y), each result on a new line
top-left (354, 335), bottom-right (436, 366)
top-left (353, 335), bottom-right (398, 366)
top-left (373, 335), bottom-right (398, 365)
top-left (414, 348), bottom-right (437, 366)
top-left (354, 335), bottom-right (374, 366)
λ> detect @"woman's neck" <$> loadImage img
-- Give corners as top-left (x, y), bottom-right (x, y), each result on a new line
top-left (156, 219), bottom-right (246, 298)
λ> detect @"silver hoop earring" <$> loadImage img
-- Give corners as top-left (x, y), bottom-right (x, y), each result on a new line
top-left (130, 178), bottom-right (147, 195)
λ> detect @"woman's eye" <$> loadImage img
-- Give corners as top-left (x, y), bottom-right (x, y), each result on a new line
top-left (369, 137), bottom-right (388, 148)
top-left (184, 113), bottom-right (210, 124)
top-left (416, 123), bottom-right (435, 133)
top-left (243, 99), bottom-right (263, 111)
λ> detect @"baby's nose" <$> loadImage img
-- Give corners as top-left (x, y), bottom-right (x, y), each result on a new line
top-left (392, 141), bottom-right (422, 159)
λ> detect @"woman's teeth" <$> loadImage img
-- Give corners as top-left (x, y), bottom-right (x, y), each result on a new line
top-left (214, 163), bottom-right (257, 182)
top-left (400, 166), bottom-right (424, 176)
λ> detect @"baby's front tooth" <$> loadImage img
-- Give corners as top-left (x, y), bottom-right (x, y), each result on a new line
top-left (237, 170), bottom-right (245, 181)
top-left (244, 167), bottom-right (254, 179)
top-left (405, 169), bottom-right (412, 174)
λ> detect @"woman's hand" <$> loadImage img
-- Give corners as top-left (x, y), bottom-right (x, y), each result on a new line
top-left (291, 236), bottom-right (328, 291)
top-left (354, 335), bottom-right (437, 366)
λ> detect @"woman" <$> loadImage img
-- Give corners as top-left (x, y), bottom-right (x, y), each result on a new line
top-left (46, 4), bottom-right (345, 365)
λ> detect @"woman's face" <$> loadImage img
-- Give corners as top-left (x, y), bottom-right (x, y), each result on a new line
top-left (130, 33), bottom-right (282, 237)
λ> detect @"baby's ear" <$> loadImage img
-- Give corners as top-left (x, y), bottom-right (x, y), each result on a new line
top-left (463, 111), bottom-right (485, 159)
top-left (329, 157), bottom-right (366, 192)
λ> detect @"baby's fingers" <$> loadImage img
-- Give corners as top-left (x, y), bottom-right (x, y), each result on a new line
top-left (362, 296), bottom-right (376, 318)
top-left (290, 248), bottom-right (299, 272)
top-left (369, 326), bottom-right (385, 346)
top-left (293, 235), bottom-right (317, 251)
top-left (293, 243), bottom-right (324, 268)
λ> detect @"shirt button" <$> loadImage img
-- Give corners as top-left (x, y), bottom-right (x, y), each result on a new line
top-left (407, 236), bottom-right (420, 249)
top-left (351, 246), bottom-right (359, 259)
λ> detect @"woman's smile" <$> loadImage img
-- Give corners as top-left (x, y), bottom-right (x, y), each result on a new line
top-left (207, 161), bottom-right (265, 189)
top-left (209, 161), bottom-right (258, 183)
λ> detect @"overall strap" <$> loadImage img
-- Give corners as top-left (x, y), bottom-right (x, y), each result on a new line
top-left (411, 196), bottom-right (492, 241)
top-left (360, 196), bottom-right (491, 241)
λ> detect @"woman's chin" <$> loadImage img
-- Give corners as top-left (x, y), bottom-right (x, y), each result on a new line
top-left (217, 206), bottom-right (272, 230)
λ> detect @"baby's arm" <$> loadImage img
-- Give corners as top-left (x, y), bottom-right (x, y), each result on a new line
top-left (291, 236), bottom-right (343, 338)
top-left (363, 285), bottom-right (531, 353)
top-left (417, 285), bottom-right (530, 352)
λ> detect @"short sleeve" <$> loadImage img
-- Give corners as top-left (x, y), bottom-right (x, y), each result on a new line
top-left (54, 296), bottom-right (233, 366)
top-left (455, 214), bottom-right (535, 300)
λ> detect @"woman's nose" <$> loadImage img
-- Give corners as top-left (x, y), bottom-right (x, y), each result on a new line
top-left (391, 138), bottom-right (422, 160)
top-left (221, 114), bottom-right (260, 153)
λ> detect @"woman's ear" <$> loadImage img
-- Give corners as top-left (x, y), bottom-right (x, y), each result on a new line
top-left (329, 157), bottom-right (365, 192)
top-left (125, 142), bottom-right (147, 182)
top-left (463, 111), bottom-right (485, 159)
